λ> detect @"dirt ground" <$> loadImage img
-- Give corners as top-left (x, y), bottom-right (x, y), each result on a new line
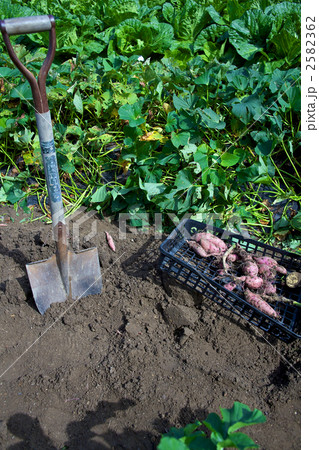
top-left (0, 205), bottom-right (301, 449)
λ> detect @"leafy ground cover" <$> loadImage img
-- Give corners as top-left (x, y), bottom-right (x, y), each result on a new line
top-left (0, 0), bottom-right (301, 249)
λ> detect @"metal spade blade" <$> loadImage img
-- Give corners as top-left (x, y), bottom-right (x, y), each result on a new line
top-left (26, 247), bottom-right (102, 315)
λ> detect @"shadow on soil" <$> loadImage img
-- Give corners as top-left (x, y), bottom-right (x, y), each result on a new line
top-left (6, 399), bottom-right (154, 449)
top-left (6, 400), bottom-right (209, 449)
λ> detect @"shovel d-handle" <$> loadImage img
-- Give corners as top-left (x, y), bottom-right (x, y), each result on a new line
top-left (0, 15), bottom-right (53, 36)
top-left (0, 15), bottom-right (56, 113)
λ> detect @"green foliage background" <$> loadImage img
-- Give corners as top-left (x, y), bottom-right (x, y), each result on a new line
top-left (0, 0), bottom-right (301, 248)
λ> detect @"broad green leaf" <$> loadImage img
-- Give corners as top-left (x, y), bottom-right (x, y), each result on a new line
top-left (187, 436), bottom-right (216, 449)
top-left (226, 69), bottom-right (249, 91)
top-left (91, 186), bottom-right (109, 203)
top-left (194, 69), bottom-right (212, 86)
top-left (199, 108), bottom-right (225, 129)
top-left (162, 0), bottom-right (212, 41)
top-left (232, 94), bottom-right (264, 125)
top-left (178, 111), bottom-right (197, 131)
top-left (285, 84), bottom-right (301, 112)
top-left (255, 140), bottom-right (273, 157)
top-left (251, 131), bottom-right (274, 157)
top-left (180, 143), bottom-right (197, 162)
top-left (10, 82), bottom-right (33, 100)
top-left (73, 90), bottom-right (83, 115)
top-left (171, 131), bottom-right (190, 148)
top-left (173, 93), bottom-right (198, 111)
top-left (139, 180), bottom-right (166, 200)
top-left (157, 436), bottom-right (189, 450)
top-left (175, 168), bottom-right (193, 190)
top-left (229, 10), bottom-right (273, 60)
top-left (165, 111), bottom-right (179, 132)
top-left (206, 5), bottom-right (225, 25)
top-left (227, 432), bottom-right (259, 449)
top-left (183, 421), bottom-right (202, 436)
top-left (203, 412), bottom-right (224, 439)
top-left (221, 402), bottom-right (266, 434)
top-left (209, 168), bottom-right (226, 186)
top-left (227, 0), bottom-right (245, 21)
top-left (6, 187), bottom-right (26, 204)
top-left (194, 144), bottom-right (209, 181)
top-left (290, 212), bottom-right (301, 231)
top-left (102, 0), bottom-right (141, 26)
top-left (269, 29), bottom-right (300, 63)
top-left (0, 67), bottom-right (19, 77)
top-left (194, 24), bottom-right (227, 53)
top-left (60, 160), bottom-right (75, 174)
top-left (115, 18), bottom-right (174, 57)
top-left (84, 40), bottom-right (105, 55)
top-left (0, 187), bottom-right (8, 202)
top-left (220, 152), bottom-right (240, 167)
top-left (118, 100), bottom-right (145, 127)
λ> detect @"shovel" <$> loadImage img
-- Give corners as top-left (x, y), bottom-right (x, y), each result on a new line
top-left (0, 15), bottom-right (103, 314)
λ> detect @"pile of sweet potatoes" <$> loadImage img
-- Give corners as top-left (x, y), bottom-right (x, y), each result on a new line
top-left (187, 231), bottom-right (299, 319)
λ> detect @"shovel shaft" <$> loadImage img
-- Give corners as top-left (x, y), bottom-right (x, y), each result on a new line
top-left (35, 111), bottom-right (65, 231)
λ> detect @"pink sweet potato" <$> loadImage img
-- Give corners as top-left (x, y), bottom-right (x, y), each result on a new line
top-left (254, 256), bottom-right (278, 268)
top-left (224, 282), bottom-right (237, 291)
top-left (257, 264), bottom-right (276, 280)
top-left (192, 232), bottom-right (227, 253)
top-left (244, 289), bottom-right (280, 319)
top-left (227, 253), bottom-right (238, 263)
top-left (192, 232), bottom-right (212, 243)
top-left (263, 282), bottom-right (277, 295)
top-left (187, 240), bottom-right (209, 257)
top-left (199, 237), bottom-right (222, 256)
top-left (276, 265), bottom-right (287, 275)
top-left (217, 269), bottom-right (227, 276)
top-left (242, 262), bottom-right (259, 277)
top-left (106, 232), bottom-right (116, 252)
top-left (244, 276), bottom-right (263, 290)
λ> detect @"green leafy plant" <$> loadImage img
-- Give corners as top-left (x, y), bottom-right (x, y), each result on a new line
top-left (0, 0), bottom-right (301, 248)
top-left (157, 402), bottom-right (266, 450)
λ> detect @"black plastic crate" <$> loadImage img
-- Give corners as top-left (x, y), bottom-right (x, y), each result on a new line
top-left (159, 219), bottom-right (301, 343)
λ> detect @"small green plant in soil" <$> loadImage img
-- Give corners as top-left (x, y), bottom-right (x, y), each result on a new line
top-left (157, 401), bottom-right (266, 450)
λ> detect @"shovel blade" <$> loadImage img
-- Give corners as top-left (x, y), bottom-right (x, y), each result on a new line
top-left (26, 247), bottom-right (102, 315)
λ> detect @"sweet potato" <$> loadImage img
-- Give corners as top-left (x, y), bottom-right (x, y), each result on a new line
top-left (263, 282), bottom-right (276, 295)
top-left (244, 289), bottom-right (280, 319)
top-left (254, 256), bottom-right (278, 268)
top-left (200, 237), bottom-right (223, 256)
top-left (105, 232), bottom-right (116, 252)
top-left (217, 269), bottom-right (227, 276)
top-left (276, 265), bottom-right (287, 275)
top-left (257, 264), bottom-right (276, 280)
top-left (233, 245), bottom-right (254, 261)
top-left (255, 256), bottom-right (287, 276)
top-left (242, 262), bottom-right (259, 277)
top-left (244, 276), bottom-right (263, 290)
top-left (187, 240), bottom-right (209, 257)
top-left (192, 232), bottom-right (213, 243)
top-left (224, 282), bottom-right (237, 291)
top-left (227, 253), bottom-right (238, 263)
top-left (192, 232), bottom-right (227, 253)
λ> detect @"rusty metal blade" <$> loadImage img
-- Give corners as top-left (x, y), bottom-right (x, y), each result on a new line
top-left (26, 247), bottom-right (102, 315)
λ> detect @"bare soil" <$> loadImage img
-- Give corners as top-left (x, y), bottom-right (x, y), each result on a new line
top-left (0, 205), bottom-right (301, 449)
